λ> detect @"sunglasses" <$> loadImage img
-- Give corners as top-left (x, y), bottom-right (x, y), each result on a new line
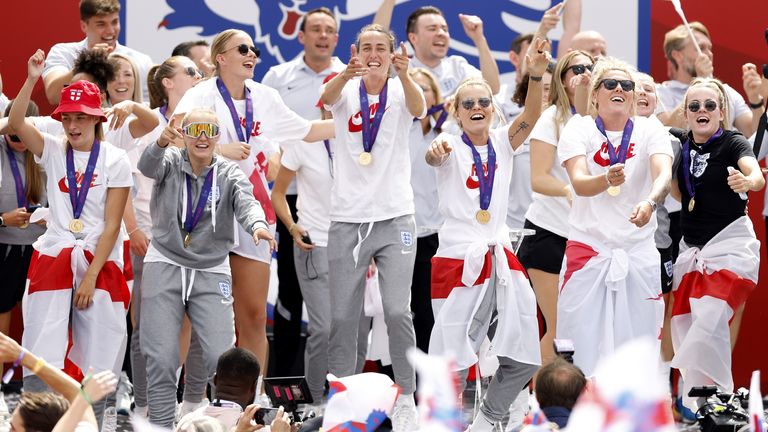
top-left (183, 122), bottom-right (220, 139)
top-left (687, 99), bottom-right (718, 113)
top-left (461, 97), bottom-right (492, 110)
top-left (565, 64), bottom-right (594, 76)
top-left (182, 66), bottom-right (203, 78)
top-left (222, 43), bottom-right (260, 58)
top-left (8, 135), bottom-right (21, 143)
top-left (600, 78), bottom-right (635, 92)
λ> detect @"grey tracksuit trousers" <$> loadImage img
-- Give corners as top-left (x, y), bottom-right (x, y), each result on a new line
top-left (327, 215), bottom-right (418, 394)
top-left (140, 261), bottom-right (236, 428)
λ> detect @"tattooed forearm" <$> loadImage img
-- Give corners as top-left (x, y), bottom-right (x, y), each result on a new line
top-left (508, 121), bottom-right (529, 144)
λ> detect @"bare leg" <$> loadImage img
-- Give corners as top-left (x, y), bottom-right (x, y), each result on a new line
top-left (660, 293), bottom-right (674, 361)
top-left (527, 269), bottom-right (559, 364)
top-left (729, 302), bottom-right (746, 350)
top-left (0, 311), bottom-right (10, 375)
top-left (231, 254), bottom-right (270, 379)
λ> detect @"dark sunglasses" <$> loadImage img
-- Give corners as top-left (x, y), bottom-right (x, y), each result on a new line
top-left (461, 97), bottom-right (492, 110)
top-left (600, 78), bottom-right (635, 92)
top-left (8, 135), bottom-right (21, 143)
top-left (687, 99), bottom-right (718, 113)
top-left (222, 43), bottom-right (260, 58)
top-left (565, 64), bottom-right (594, 76)
top-left (183, 66), bottom-right (203, 78)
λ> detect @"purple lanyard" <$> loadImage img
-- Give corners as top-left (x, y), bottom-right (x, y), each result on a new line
top-left (570, 106), bottom-right (577, 115)
top-left (216, 78), bottom-right (253, 143)
top-left (4, 145), bottom-right (27, 208)
top-left (595, 117), bottom-right (634, 166)
top-left (415, 104), bottom-right (448, 130)
top-left (323, 139), bottom-right (334, 178)
top-left (184, 169), bottom-right (214, 234)
top-left (682, 128), bottom-right (724, 202)
top-left (159, 104), bottom-right (169, 121)
top-left (66, 141), bottom-right (100, 220)
top-left (461, 133), bottom-right (496, 211)
top-left (359, 80), bottom-right (388, 153)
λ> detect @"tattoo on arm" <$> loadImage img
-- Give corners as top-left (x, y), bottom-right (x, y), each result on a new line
top-left (509, 121), bottom-right (529, 144)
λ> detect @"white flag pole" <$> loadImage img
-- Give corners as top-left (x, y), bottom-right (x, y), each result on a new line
top-left (669, 0), bottom-right (703, 56)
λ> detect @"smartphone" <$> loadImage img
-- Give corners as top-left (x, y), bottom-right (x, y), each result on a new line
top-left (254, 407), bottom-right (279, 425)
top-left (301, 233), bottom-right (313, 245)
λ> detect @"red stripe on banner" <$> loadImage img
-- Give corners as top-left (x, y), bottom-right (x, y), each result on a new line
top-left (560, 240), bottom-right (599, 293)
top-left (27, 249), bottom-right (131, 308)
top-left (250, 158), bottom-right (276, 225)
top-left (672, 269), bottom-right (756, 317)
top-left (431, 248), bottom-right (526, 299)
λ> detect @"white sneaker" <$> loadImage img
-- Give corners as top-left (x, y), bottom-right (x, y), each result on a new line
top-left (391, 395), bottom-right (418, 432)
top-left (116, 372), bottom-right (134, 416)
top-left (503, 390), bottom-right (529, 432)
top-left (469, 411), bottom-right (501, 432)
top-left (178, 398), bottom-right (209, 419)
top-left (101, 407), bottom-right (118, 432)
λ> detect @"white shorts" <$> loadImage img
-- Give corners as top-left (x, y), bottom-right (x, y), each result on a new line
top-left (231, 222), bottom-right (276, 264)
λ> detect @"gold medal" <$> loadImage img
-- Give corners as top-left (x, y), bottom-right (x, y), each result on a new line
top-left (69, 219), bottom-right (84, 233)
top-left (19, 222), bottom-right (29, 229)
top-left (476, 210), bottom-right (491, 224)
top-left (688, 198), bottom-right (695, 212)
top-left (607, 186), bottom-right (620, 196)
top-left (183, 232), bottom-right (191, 248)
top-left (358, 152), bottom-right (372, 166)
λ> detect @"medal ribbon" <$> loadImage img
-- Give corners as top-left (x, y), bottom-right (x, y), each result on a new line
top-left (461, 133), bottom-right (496, 212)
top-left (184, 169), bottom-right (214, 235)
top-left (359, 80), bottom-right (388, 153)
top-left (415, 104), bottom-right (449, 130)
top-left (66, 140), bottom-right (100, 220)
top-left (682, 128), bottom-right (724, 204)
top-left (595, 116), bottom-right (634, 166)
top-left (159, 104), bottom-right (169, 121)
top-left (216, 78), bottom-right (253, 143)
top-left (4, 144), bottom-right (27, 208)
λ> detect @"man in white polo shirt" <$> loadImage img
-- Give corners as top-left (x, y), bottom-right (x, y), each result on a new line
top-left (261, 6), bottom-right (345, 381)
top-left (42, 0), bottom-right (153, 104)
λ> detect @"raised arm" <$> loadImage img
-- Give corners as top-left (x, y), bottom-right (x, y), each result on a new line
top-left (8, 50), bottom-right (46, 157)
top-left (393, 42), bottom-right (426, 116)
top-left (52, 370), bottom-right (117, 432)
top-left (459, 14), bottom-right (500, 94)
top-left (505, 39), bottom-right (550, 151)
top-left (320, 44), bottom-right (368, 107)
top-left (524, 3), bottom-right (561, 77)
top-left (372, 0), bottom-right (396, 30)
top-left (557, 0), bottom-right (582, 57)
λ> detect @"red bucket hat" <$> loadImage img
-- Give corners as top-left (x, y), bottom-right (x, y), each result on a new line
top-left (51, 80), bottom-right (107, 122)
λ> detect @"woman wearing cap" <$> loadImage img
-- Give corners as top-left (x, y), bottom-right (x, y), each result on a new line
top-left (173, 29), bottom-right (333, 381)
top-left (668, 78), bottom-right (764, 410)
top-left (138, 107), bottom-right (274, 428)
top-left (424, 38), bottom-right (550, 431)
top-left (515, 50), bottom-right (594, 364)
top-left (9, 50), bottom-right (133, 399)
top-left (556, 58), bottom-right (673, 377)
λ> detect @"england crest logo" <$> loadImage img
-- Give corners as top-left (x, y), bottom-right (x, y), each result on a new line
top-left (70, 89), bottom-right (83, 101)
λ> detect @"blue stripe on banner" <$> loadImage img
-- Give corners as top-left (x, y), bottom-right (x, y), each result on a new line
top-left (637, 0), bottom-right (651, 72)
top-left (119, 0), bottom-right (127, 45)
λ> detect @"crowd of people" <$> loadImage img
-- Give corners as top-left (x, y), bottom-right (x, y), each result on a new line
top-left (0, 0), bottom-right (766, 431)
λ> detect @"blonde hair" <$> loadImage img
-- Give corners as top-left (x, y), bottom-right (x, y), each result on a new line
top-left (684, 77), bottom-right (731, 130)
top-left (450, 77), bottom-right (504, 129)
top-left (108, 53), bottom-right (143, 104)
top-left (210, 29), bottom-right (250, 76)
top-left (182, 107), bottom-right (219, 127)
top-left (550, 50), bottom-right (594, 131)
top-left (663, 21), bottom-right (710, 70)
top-left (587, 57), bottom-right (637, 118)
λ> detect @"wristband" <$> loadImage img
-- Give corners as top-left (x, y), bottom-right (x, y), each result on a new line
top-left (530, 76), bottom-right (543, 82)
top-left (2, 349), bottom-right (26, 384)
top-left (31, 357), bottom-right (46, 375)
top-left (642, 199), bottom-right (658, 212)
top-left (79, 386), bottom-right (94, 406)
top-left (748, 98), bottom-right (765, 110)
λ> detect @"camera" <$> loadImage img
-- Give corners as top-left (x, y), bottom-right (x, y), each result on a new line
top-left (553, 338), bottom-right (575, 363)
top-left (687, 386), bottom-right (760, 432)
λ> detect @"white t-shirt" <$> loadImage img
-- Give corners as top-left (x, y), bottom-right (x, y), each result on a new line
top-left (42, 39), bottom-right (154, 103)
top-left (280, 140), bottom-right (333, 247)
top-left (523, 105), bottom-right (572, 237)
top-left (35, 134), bottom-right (133, 259)
top-left (506, 139), bottom-right (532, 230)
top-left (655, 79), bottom-right (750, 131)
top-left (557, 115), bottom-right (674, 248)
top-left (408, 121), bottom-right (442, 236)
top-left (410, 55), bottom-right (481, 97)
top-left (496, 79), bottom-right (523, 123)
top-left (435, 126), bottom-right (514, 253)
top-left (325, 77), bottom-right (426, 222)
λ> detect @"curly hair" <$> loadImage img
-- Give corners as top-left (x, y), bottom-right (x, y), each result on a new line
top-left (72, 49), bottom-right (115, 93)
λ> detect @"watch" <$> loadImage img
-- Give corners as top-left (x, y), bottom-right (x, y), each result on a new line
top-left (643, 199), bottom-right (657, 212)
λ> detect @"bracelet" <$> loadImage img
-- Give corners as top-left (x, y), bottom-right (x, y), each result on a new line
top-left (2, 349), bottom-right (26, 384)
top-left (748, 98), bottom-right (765, 110)
top-left (79, 386), bottom-right (93, 406)
top-left (530, 76), bottom-right (543, 82)
top-left (31, 357), bottom-right (46, 375)
top-left (127, 228), bottom-right (139, 236)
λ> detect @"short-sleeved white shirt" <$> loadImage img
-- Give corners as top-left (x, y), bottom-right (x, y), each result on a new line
top-left (281, 140), bottom-right (333, 247)
top-left (655, 80), bottom-right (750, 130)
top-left (36, 134), bottom-right (133, 258)
top-left (42, 39), bottom-right (154, 103)
top-left (435, 126), bottom-right (514, 253)
top-left (523, 105), bottom-right (572, 237)
top-left (408, 122), bottom-right (442, 236)
top-left (557, 115), bottom-right (674, 247)
top-left (325, 77), bottom-right (426, 222)
top-left (410, 55), bottom-right (481, 97)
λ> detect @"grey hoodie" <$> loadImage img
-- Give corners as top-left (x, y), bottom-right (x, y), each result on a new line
top-left (138, 142), bottom-right (268, 268)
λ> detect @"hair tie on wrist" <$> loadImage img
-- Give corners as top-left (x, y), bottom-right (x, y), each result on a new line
top-left (530, 76), bottom-right (543, 82)
top-left (2, 349), bottom-right (26, 384)
top-left (79, 386), bottom-right (94, 406)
